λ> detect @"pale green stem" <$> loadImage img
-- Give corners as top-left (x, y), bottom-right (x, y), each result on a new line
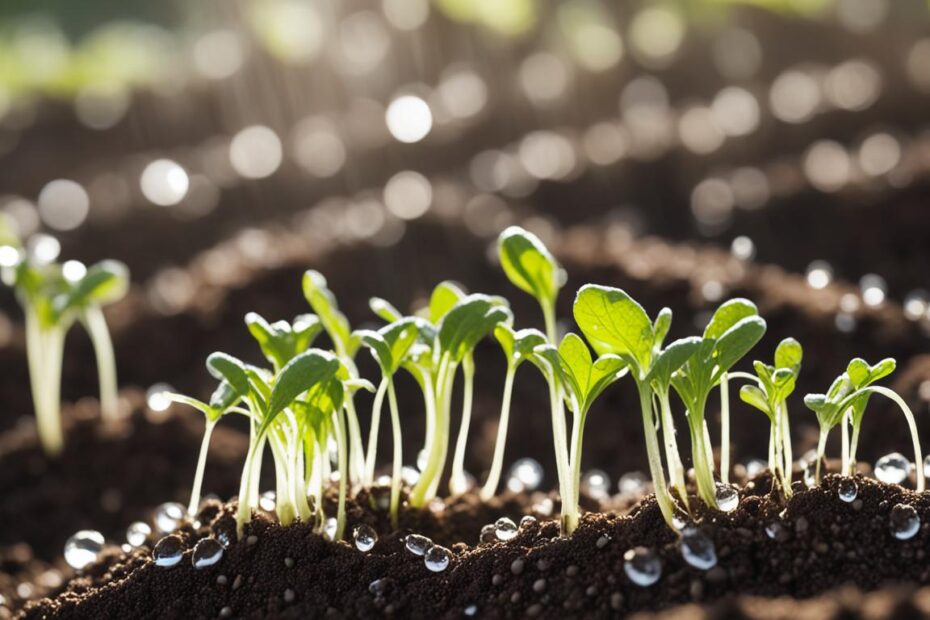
top-left (658, 390), bottom-right (688, 508)
top-left (363, 377), bottom-right (388, 486)
top-left (779, 403), bottom-right (792, 490)
top-left (687, 404), bottom-right (717, 507)
top-left (449, 355), bottom-right (476, 495)
top-left (569, 409), bottom-right (586, 509)
top-left (419, 376), bottom-right (436, 477)
top-left (814, 427), bottom-right (828, 485)
top-left (856, 386), bottom-right (925, 492)
top-left (82, 305), bottom-right (119, 422)
top-left (387, 379), bottom-right (402, 529)
top-left (480, 364), bottom-right (516, 501)
top-left (841, 408), bottom-right (851, 476)
top-left (294, 444), bottom-right (311, 522)
top-left (236, 436), bottom-right (261, 537)
top-left (719, 374), bottom-right (730, 485)
top-left (343, 397), bottom-right (365, 487)
top-left (26, 306), bottom-right (65, 456)
top-left (335, 405), bottom-right (349, 539)
top-left (848, 423), bottom-right (862, 477)
top-left (639, 384), bottom-right (676, 528)
top-left (768, 421), bottom-right (777, 476)
top-left (541, 300), bottom-right (557, 345)
top-left (269, 434), bottom-right (295, 525)
top-left (549, 377), bottom-right (575, 534)
top-left (248, 434), bottom-right (265, 508)
top-left (187, 419), bottom-right (216, 516)
top-left (410, 360), bottom-right (453, 506)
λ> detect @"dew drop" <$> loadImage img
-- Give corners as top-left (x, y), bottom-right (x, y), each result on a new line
top-left (192, 538), bottom-right (224, 569)
top-left (323, 518), bottom-right (338, 541)
top-left (680, 527), bottom-right (717, 570)
top-left (464, 604), bottom-right (478, 616)
top-left (153, 535), bottom-right (183, 567)
top-left (623, 547), bottom-right (661, 587)
top-left (506, 458), bottom-right (543, 492)
top-left (876, 452), bottom-right (911, 485)
top-left (401, 466), bottom-right (420, 486)
top-left (424, 545), bottom-right (451, 572)
top-left (923, 454), bottom-right (930, 478)
top-left (259, 491), bottom-right (276, 512)
top-left (618, 471), bottom-right (649, 495)
top-left (404, 533), bottom-right (432, 556)
top-left (64, 530), bottom-right (104, 570)
top-left (353, 524), bottom-right (378, 552)
top-left (126, 521), bottom-right (152, 547)
top-left (479, 524), bottom-right (497, 544)
top-left (890, 503), bottom-right (920, 540)
top-left (520, 515), bottom-right (537, 528)
top-left (803, 461), bottom-right (816, 488)
top-left (494, 517), bottom-right (518, 541)
top-left (745, 459), bottom-right (766, 478)
top-left (580, 469), bottom-right (611, 500)
top-left (837, 478), bottom-right (858, 503)
top-left (154, 502), bottom-right (186, 533)
top-left (368, 578), bottom-right (390, 595)
top-left (671, 512), bottom-right (689, 531)
top-left (714, 483), bottom-right (739, 512)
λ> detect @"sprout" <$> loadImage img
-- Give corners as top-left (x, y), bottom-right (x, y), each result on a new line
top-left (574, 285), bottom-right (700, 526)
top-left (804, 358), bottom-right (921, 490)
top-left (0, 223), bottom-right (128, 454)
top-left (670, 300), bottom-right (766, 507)
top-left (735, 338), bottom-right (803, 494)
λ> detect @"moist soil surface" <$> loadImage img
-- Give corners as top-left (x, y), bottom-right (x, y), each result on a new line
top-left (19, 475), bottom-right (930, 619)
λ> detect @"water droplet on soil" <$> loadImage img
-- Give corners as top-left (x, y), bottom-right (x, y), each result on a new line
top-left (405, 534), bottom-right (432, 556)
top-left (495, 517), bottom-right (518, 541)
top-left (323, 518), bottom-right (338, 541)
top-left (368, 578), bottom-right (390, 595)
top-left (837, 478), bottom-right (858, 503)
top-left (259, 491), bottom-right (276, 512)
top-left (401, 466), bottom-right (420, 486)
top-left (890, 503), bottom-right (920, 540)
top-left (353, 524), bottom-right (377, 552)
top-left (581, 469), bottom-right (611, 500)
top-left (424, 545), bottom-right (451, 572)
top-left (464, 604), bottom-right (478, 616)
top-left (715, 483), bottom-right (739, 512)
top-left (923, 455), bottom-right (930, 478)
top-left (803, 462), bottom-right (816, 488)
top-left (153, 535), bottom-right (183, 567)
top-left (192, 538), bottom-right (224, 569)
top-left (765, 521), bottom-right (786, 541)
top-left (126, 521), bottom-right (151, 547)
top-left (680, 528), bottom-right (717, 570)
top-left (745, 459), bottom-right (766, 478)
top-left (507, 458), bottom-right (543, 492)
top-left (618, 471), bottom-right (649, 496)
top-left (520, 515), bottom-right (537, 528)
top-left (875, 452), bottom-right (910, 485)
top-left (64, 530), bottom-right (104, 569)
top-left (623, 547), bottom-right (661, 587)
top-left (671, 512), bottom-right (689, 531)
top-left (480, 523), bottom-right (497, 544)
top-left (154, 502), bottom-right (186, 533)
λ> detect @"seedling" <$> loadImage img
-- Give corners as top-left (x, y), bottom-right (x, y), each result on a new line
top-left (0, 227), bottom-right (128, 455)
top-left (497, 226), bottom-right (565, 342)
top-left (574, 285), bottom-right (701, 526)
top-left (805, 358), bottom-right (921, 490)
top-left (734, 338), bottom-right (803, 494)
top-left (670, 300), bottom-right (766, 507)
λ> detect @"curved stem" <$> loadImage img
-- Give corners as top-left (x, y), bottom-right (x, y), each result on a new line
top-left (236, 432), bottom-right (261, 538)
top-left (410, 360), bottom-right (453, 506)
top-left (386, 378), bottom-right (403, 529)
top-left (857, 386), bottom-right (925, 492)
top-left (188, 419), bottom-right (216, 516)
top-left (658, 390), bottom-right (687, 508)
top-left (449, 355), bottom-right (476, 495)
top-left (363, 377), bottom-right (388, 486)
top-left (768, 421), bottom-right (777, 477)
top-left (719, 374), bottom-right (730, 485)
top-left (480, 364), bottom-right (516, 501)
top-left (639, 385), bottom-right (675, 527)
top-left (82, 305), bottom-right (119, 422)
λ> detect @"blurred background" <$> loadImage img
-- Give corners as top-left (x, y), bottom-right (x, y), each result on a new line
top-left (1, 0), bottom-right (930, 485)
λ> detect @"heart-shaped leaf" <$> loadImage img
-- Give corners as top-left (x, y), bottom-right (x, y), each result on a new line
top-left (438, 294), bottom-right (512, 363)
top-left (497, 226), bottom-right (565, 307)
top-left (573, 284), bottom-right (654, 374)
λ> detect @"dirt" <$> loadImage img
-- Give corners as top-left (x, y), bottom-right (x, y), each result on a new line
top-left (15, 475), bottom-right (930, 619)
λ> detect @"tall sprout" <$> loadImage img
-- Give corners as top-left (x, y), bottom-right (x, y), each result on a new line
top-left (497, 226), bottom-right (565, 343)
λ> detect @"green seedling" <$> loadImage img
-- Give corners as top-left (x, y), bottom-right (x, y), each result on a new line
top-left (498, 226), bottom-right (566, 342)
top-left (735, 338), bottom-right (803, 493)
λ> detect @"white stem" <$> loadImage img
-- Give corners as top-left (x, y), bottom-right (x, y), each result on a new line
top-left (480, 364), bottom-right (516, 501)
top-left (549, 379), bottom-right (575, 534)
top-left (363, 377), bottom-right (388, 486)
top-left (343, 397), bottom-right (366, 487)
top-left (335, 406), bottom-right (349, 540)
top-left (268, 433), bottom-right (295, 525)
top-left (720, 374), bottom-right (730, 485)
top-left (82, 305), bottom-right (119, 422)
top-left (449, 356), bottom-right (476, 495)
top-left (387, 379), bottom-right (403, 528)
top-left (188, 419), bottom-right (216, 516)
top-left (410, 359), bottom-right (453, 506)
top-left (26, 307), bottom-right (65, 456)
top-left (858, 386), bottom-right (925, 492)
top-left (658, 391), bottom-right (687, 506)
top-left (841, 408), bottom-right (851, 476)
top-left (779, 402), bottom-right (792, 489)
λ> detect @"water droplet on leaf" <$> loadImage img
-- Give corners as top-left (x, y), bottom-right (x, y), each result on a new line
top-left (623, 547), bottom-right (661, 587)
top-left (64, 530), bottom-right (104, 570)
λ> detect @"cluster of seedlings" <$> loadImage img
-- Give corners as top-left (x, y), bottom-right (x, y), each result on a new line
top-left (10, 222), bottom-right (925, 591)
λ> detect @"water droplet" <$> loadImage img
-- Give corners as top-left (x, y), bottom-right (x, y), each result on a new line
top-left (401, 466), bottom-right (420, 486)
top-left (623, 547), bottom-right (661, 587)
top-left (520, 515), bottom-right (537, 528)
top-left (323, 518), bottom-right (338, 541)
top-left (506, 458), bottom-right (543, 492)
top-left (876, 452), bottom-right (911, 485)
top-left (464, 604), bottom-right (478, 616)
top-left (618, 471), bottom-right (649, 495)
top-left (495, 517), bottom-right (518, 541)
top-left (368, 578), bottom-right (390, 595)
top-left (146, 384), bottom-right (174, 413)
top-left (837, 478), bottom-right (858, 503)
top-left (154, 502), bottom-right (186, 533)
top-left (353, 524), bottom-right (378, 552)
top-left (424, 545), bottom-right (451, 572)
top-left (126, 521), bottom-right (151, 547)
top-left (890, 503), bottom-right (921, 540)
top-left (480, 524), bottom-right (497, 544)
top-left (765, 521), bottom-right (787, 541)
top-left (923, 454), bottom-right (930, 478)
top-left (714, 483), bottom-right (739, 512)
top-left (532, 497), bottom-right (554, 516)
top-left (745, 459), bottom-right (766, 478)
top-left (680, 527), bottom-right (717, 570)
top-left (405, 534), bottom-right (432, 556)
top-left (580, 469), bottom-right (611, 500)
top-left (803, 461), bottom-right (816, 488)
top-left (192, 538), bottom-right (224, 569)
top-left (259, 491), bottom-right (276, 512)
top-left (417, 449), bottom-right (428, 471)
top-left (153, 535), bottom-right (183, 567)
top-left (671, 512), bottom-right (689, 531)
top-left (64, 530), bottom-right (104, 569)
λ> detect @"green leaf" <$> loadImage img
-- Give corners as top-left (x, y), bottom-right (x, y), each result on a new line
top-left (497, 226), bottom-right (564, 306)
top-left (528, 343), bottom-right (566, 387)
top-left (428, 281), bottom-right (466, 324)
top-left (573, 284), bottom-right (654, 373)
top-left (652, 308), bottom-right (672, 350)
top-left (494, 325), bottom-right (547, 366)
top-left (557, 333), bottom-right (625, 414)
top-left (261, 349), bottom-right (340, 435)
top-left (711, 316), bottom-right (766, 380)
top-left (54, 260), bottom-right (129, 315)
top-left (356, 318), bottom-right (418, 374)
top-left (774, 337), bottom-right (803, 371)
top-left (740, 384), bottom-right (772, 419)
top-left (246, 312), bottom-right (322, 370)
top-left (703, 298), bottom-right (758, 340)
top-left (206, 352), bottom-right (251, 397)
top-left (438, 294), bottom-right (512, 363)
top-left (648, 336), bottom-right (701, 389)
top-left (370, 297), bottom-right (403, 323)
top-left (302, 270), bottom-right (358, 358)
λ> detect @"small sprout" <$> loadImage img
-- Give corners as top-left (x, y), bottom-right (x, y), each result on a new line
top-left (736, 338), bottom-right (803, 493)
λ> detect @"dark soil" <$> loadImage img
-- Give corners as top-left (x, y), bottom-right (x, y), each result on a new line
top-left (0, 391), bottom-right (269, 611)
top-left (18, 475), bottom-right (930, 619)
